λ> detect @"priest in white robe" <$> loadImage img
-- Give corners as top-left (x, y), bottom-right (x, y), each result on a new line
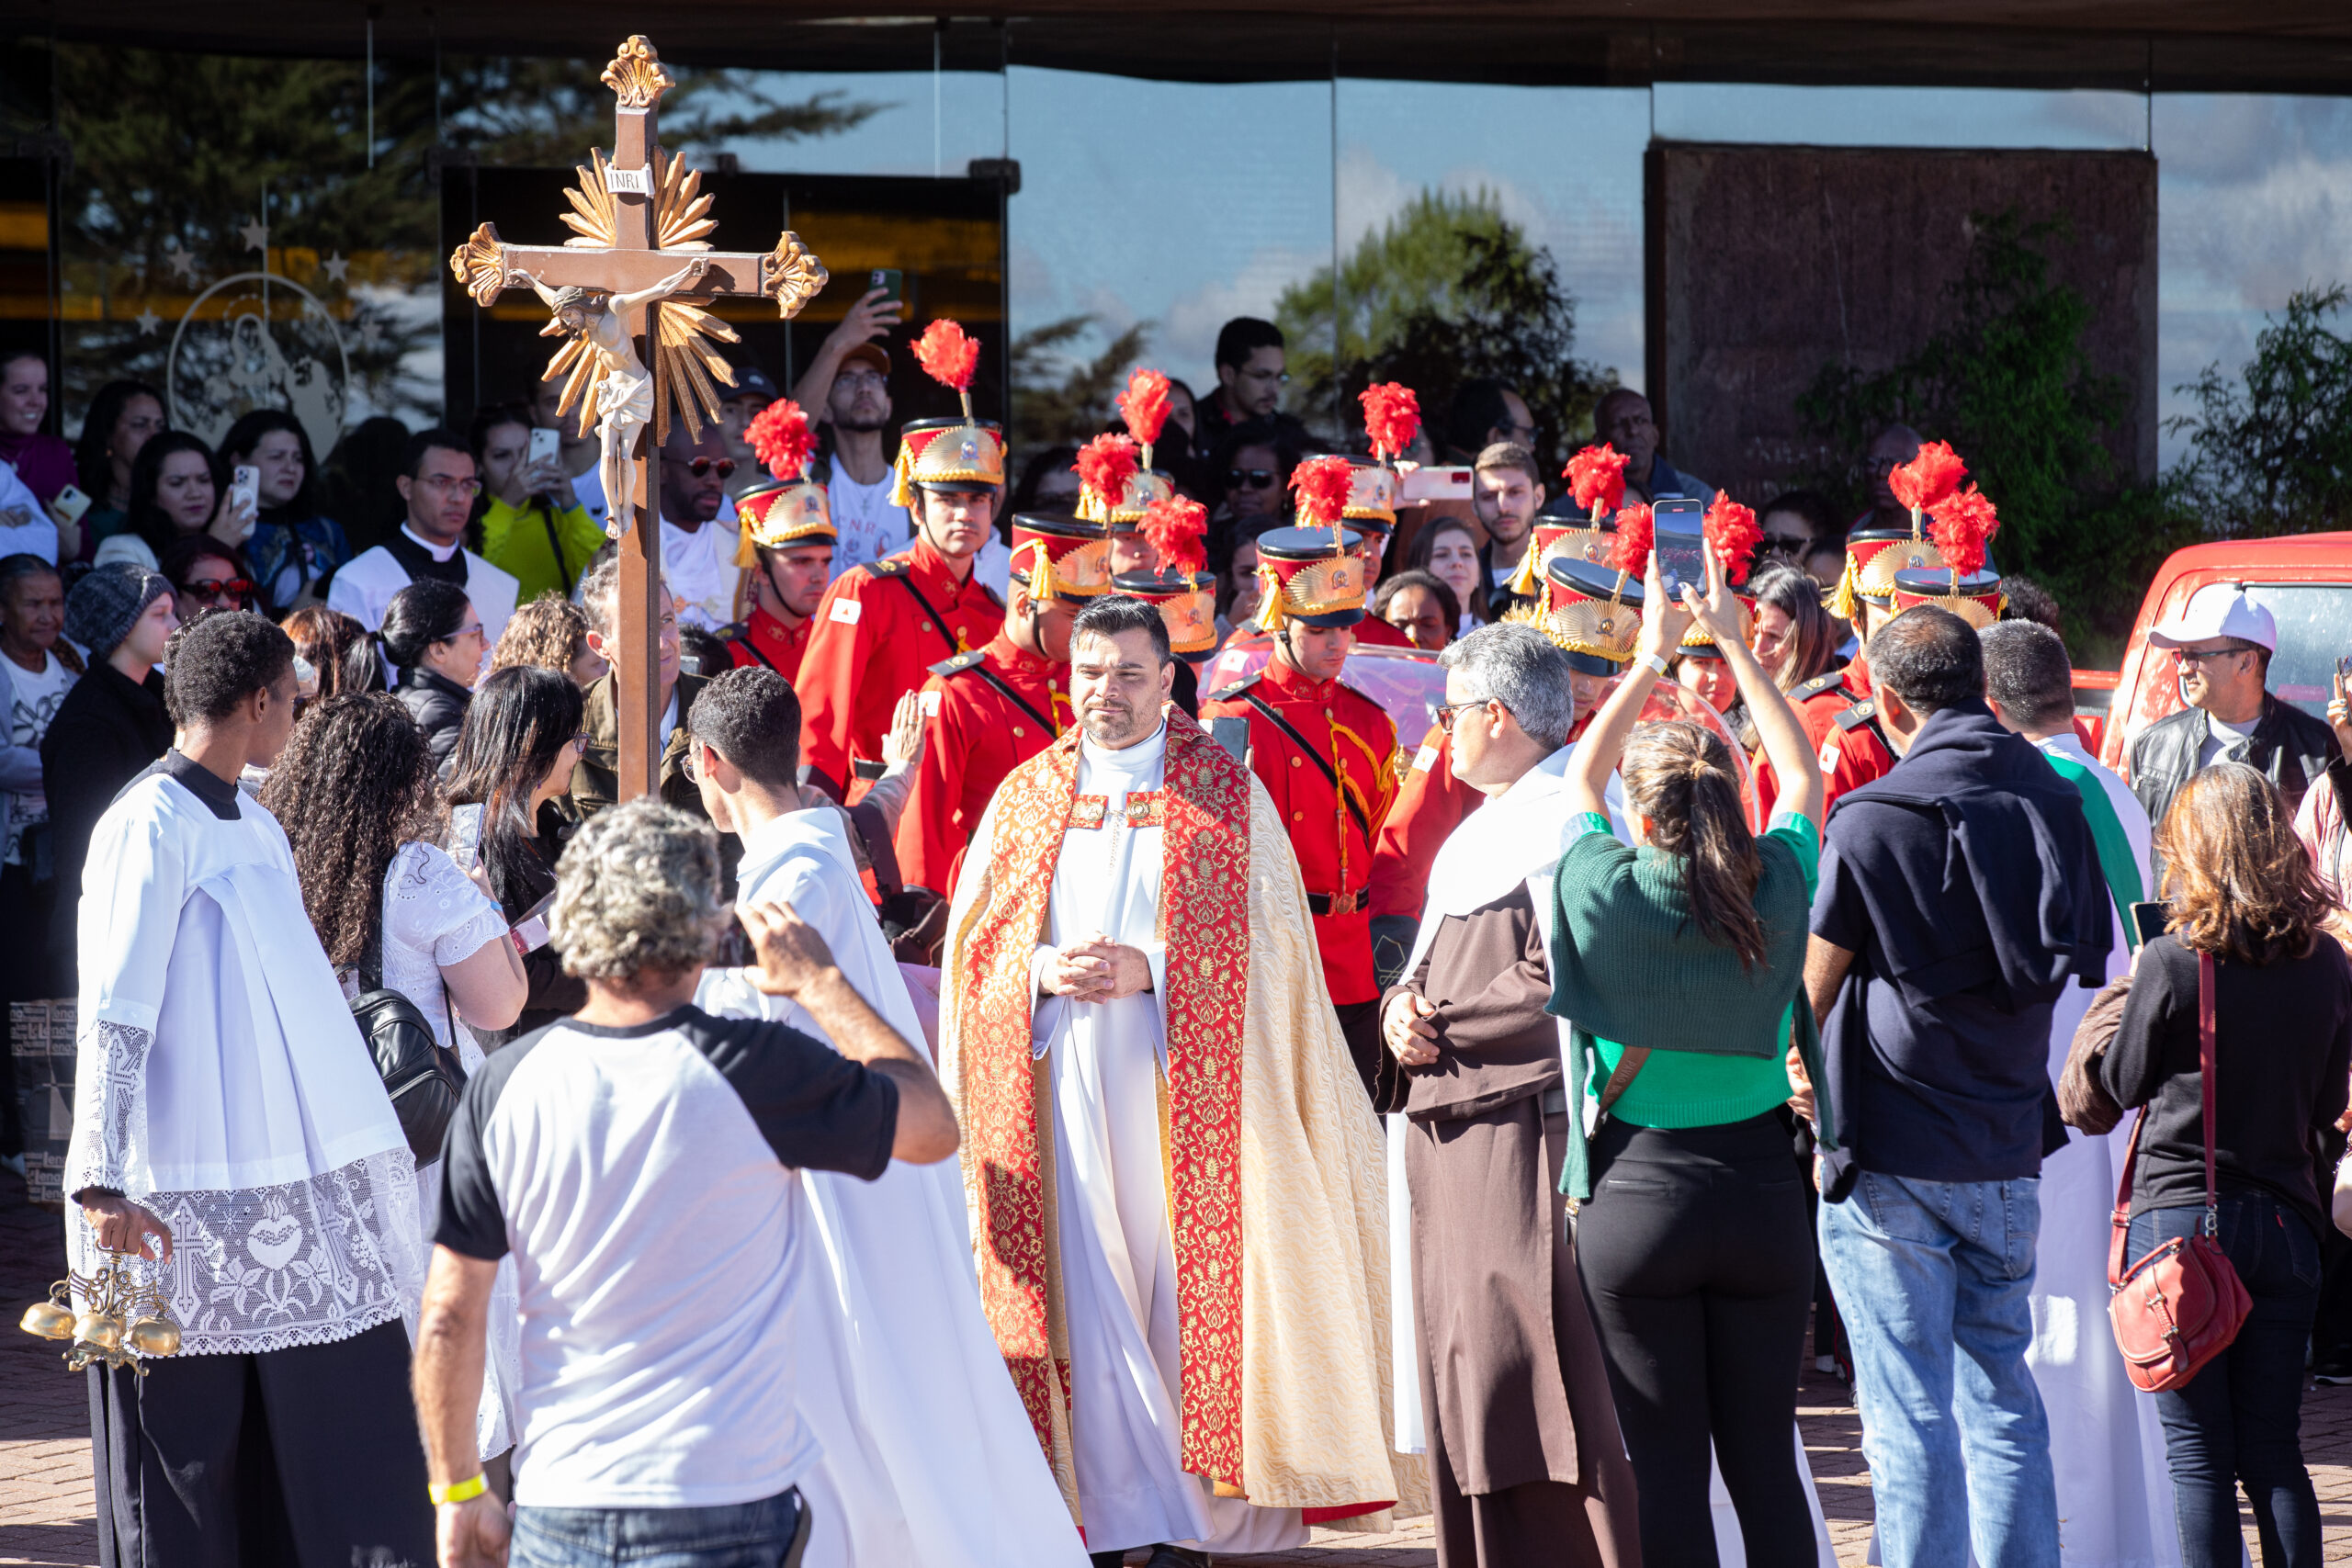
top-left (940, 594), bottom-right (1415, 1567)
top-left (684, 664), bottom-right (1085, 1568)
top-left (62, 613), bottom-right (433, 1565)
top-left (1984, 621), bottom-right (2181, 1568)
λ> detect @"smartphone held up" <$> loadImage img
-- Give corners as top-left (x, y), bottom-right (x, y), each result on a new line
top-left (1651, 497), bottom-right (1706, 603)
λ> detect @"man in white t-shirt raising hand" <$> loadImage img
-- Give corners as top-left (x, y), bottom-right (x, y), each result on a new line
top-left (413, 799), bottom-right (957, 1568)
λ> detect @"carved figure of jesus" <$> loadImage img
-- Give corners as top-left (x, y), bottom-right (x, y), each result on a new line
top-left (518, 254), bottom-right (711, 537)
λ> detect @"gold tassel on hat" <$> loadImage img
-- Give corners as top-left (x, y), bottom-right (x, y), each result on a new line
top-left (1828, 558), bottom-right (1861, 624)
top-left (888, 446), bottom-right (917, 510)
top-left (1507, 547), bottom-right (1541, 598)
top-left (1255, 563), bottom-right (1289, 633)
top-left (734, 530), bottom-right (762, 570)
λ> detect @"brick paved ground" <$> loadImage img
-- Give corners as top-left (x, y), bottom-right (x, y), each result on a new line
top-left (6, 1157), bottom-right (2352, 1567)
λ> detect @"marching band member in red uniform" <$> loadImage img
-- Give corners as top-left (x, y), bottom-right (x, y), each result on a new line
top-left (797, 320), bottom-right (1005, 800)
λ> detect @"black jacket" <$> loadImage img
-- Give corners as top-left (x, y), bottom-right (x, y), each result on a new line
top-left (40, 660), bottom-right (174, 968)
top-left (395, 665), bottom-right (472, 774)
top-left (2130, 694), bottom-right (2340, 887)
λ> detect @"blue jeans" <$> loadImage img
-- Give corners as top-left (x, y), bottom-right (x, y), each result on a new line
top-left (1818, 1171), bottom-right (2058, 1568)
top-left (2128, 1194), bottom-right (2323, 1568)
top-left (512, 1487), bottom-right (809, 1568)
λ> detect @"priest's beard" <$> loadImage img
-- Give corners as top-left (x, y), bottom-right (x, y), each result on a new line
top-left (1079, 692), bottom-right (1153, 749)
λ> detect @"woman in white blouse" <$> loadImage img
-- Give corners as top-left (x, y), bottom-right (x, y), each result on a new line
top-left (259, 691), bottom-right (528, 1479)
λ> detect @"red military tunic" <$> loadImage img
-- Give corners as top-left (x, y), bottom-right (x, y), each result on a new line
top-left (1753, 656), bottom-right (1894, 821)
top-left (796, 536), bottom-right (1003, 798)
top-left (1201, 657), bottom-right (1398, 1004)
top-left (726, 604), bottom-right (813, 684)
top-left (1370, 725), bottom-right (1482, 921)
top-left (895, 632), bottom-right (1070, 897)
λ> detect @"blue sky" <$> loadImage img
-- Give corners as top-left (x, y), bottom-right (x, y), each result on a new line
top-left (731, 72), bottom-right (2352, 468)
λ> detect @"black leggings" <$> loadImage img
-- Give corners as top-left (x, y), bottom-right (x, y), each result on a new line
top-left (1576, 1111), bottom-right (1817, 1568)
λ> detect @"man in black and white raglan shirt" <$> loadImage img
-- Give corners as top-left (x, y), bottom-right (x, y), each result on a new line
top-left (328, 426), bottom-right (521, 651)
top-left (414, 798), bottom-right (960, 1568)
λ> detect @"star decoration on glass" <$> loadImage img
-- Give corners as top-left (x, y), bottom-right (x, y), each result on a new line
top-left (240, 219), bottom-right (269, 254)
top-left (165, 249), bottom-right (200, 284)
top-left (358, 317), bottom-right (384, 348)
top-left (322, 251), bottom-right (350, 285)
top-left (134, 307), bottom-right (162, 337)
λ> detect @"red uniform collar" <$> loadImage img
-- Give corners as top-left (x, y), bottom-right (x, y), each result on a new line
top-left (907, 534), bottom-right (978, 595)
top-left (985, 630), bottom-right (1064, 683)
top-left (1262, 654), bottom-right (1344, 703)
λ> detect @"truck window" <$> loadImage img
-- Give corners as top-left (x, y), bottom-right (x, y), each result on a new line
top-left (2245, 583), bottom-right (2351, 723)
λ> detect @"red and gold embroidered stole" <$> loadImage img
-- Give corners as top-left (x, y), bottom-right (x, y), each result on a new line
top-left (954, 713), bottom-right (1254, 1487)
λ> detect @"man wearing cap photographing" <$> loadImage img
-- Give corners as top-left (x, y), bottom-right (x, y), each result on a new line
top-left (792, 285), bottom-right (911, 581)
top-left (2128, 581), bottom-right (2339, 887)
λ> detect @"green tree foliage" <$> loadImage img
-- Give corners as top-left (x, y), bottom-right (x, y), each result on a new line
top-left (40, 42), bottom-right (874, 431)
top-left (1276, 188), bottom-right (1612, 465)
top-left (2165, 286), bottom-right (2352, 537)
top-left (1796, 212), bottom-right (2192, 649)
top-left (1007, 313), bottom-right (1152, 457)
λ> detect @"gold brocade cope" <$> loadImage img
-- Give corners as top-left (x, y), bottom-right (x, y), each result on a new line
top-left (937, 710), bottom-right (1412, 1523)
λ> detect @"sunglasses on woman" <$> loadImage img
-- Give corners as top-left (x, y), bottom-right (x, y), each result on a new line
top-left (178, 578), bottom-right (254, 606)
top-left (1226, 468), bottom-right (1277, 490)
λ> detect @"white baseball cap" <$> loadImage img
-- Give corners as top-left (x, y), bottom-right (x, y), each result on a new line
top-left (2147, 581), bottom-right (2277, 652)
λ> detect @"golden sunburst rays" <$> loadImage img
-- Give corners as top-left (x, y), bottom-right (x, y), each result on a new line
top-left (561, 149), bottom-right (716, 254)
top-left (651, 302), bottom-right (740, 445)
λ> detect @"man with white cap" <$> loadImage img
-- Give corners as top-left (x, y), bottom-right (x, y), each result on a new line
top-left (2127, 581), bottom-right (2338, 886)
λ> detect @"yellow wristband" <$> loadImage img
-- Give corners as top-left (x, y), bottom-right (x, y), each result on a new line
top-left (430, 1473), bottom-right (487, 1506)
top-left (1636, 651), bottom-right (1671, 680)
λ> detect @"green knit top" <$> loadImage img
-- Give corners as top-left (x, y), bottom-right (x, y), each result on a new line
top-left (1546, 810), bottom-right (1833, 1200)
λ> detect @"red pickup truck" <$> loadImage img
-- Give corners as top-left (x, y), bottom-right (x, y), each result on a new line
top-left (2087, 532), bottom-right (2352, 771)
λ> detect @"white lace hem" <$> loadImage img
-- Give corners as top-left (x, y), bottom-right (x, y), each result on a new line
top-left (68, 1146), bottom-right (429, 1359)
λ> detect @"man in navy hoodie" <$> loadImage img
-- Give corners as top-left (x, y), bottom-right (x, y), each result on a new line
top-left (1802, 605), bottom-right (2109, 1568)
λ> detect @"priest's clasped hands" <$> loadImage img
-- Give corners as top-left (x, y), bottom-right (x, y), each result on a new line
top-left (1039, 932), bottom-right (1154, 1001)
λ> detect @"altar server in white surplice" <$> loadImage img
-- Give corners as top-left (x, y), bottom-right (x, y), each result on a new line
top-left (64, 613), bottom-right (435, 1567)
top-left (686, 664), bottom-right (1085, 1568)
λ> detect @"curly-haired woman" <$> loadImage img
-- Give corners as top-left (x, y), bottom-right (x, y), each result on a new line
top-left (2103, 762), bottom-right (2352, 1568)
top-left (488, 591), bottom-right (605, 689)
top-left (262, 692), bottom-right (529, 1474)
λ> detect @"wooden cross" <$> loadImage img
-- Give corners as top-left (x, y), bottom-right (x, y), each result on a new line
top-left (447, 35), bottom-right (828, 799)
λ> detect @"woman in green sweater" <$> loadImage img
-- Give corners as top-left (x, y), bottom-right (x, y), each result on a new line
top-left (1551, 544), bottom-right (1828, 1565)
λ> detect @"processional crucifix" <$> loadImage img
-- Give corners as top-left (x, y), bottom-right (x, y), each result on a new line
top-left (448, 36), bottom-right (829, 796)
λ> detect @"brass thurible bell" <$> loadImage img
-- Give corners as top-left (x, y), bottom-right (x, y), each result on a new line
top-left (18, 1248), bottom-right (182, 1375)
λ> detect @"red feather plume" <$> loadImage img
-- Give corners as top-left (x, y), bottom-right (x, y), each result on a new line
top-left (1140, 495), bottom-right (1208, 577)
top-left (912, 319), bottom-right (979, 392)
top-left (1888, 440), bottom-right (1967, 515)
top-left (1608, 502), bottom-right (1654, 576)
top-left (1928, 485), bottom-right (2000, 578)
top-left (1075, 434), bottom-right (1139, 510)
top-left (1703, 491), bottom-right (1763, 586)
top-left (1290, 454), bottom-right (1355, 533)
top-left (1360, 382), bottom-right (1421, 462)
top-left (1565, 444), bottom-right (1629, 520)
top-left (745, 400), bottom-right (815, 484)
top-left (1116, 368), bottom-right (1170, 451)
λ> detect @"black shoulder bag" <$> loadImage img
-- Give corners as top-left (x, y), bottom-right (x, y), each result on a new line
top-left (348, 919), bottom-right (469, 1165)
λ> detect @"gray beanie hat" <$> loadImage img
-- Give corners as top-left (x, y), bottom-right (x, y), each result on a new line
top-left (65, 563), bottom-right (173, 659)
